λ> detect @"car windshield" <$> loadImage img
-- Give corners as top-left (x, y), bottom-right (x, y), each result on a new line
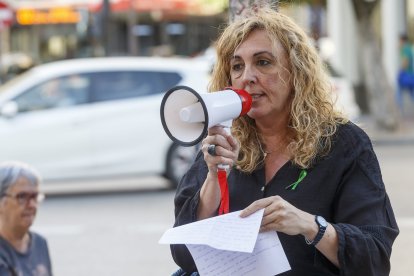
top-left (0, 70), bottom-right (35, 95)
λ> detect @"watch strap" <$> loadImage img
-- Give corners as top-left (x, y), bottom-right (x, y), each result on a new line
top-left (305, 215), bottom-right (327, 246)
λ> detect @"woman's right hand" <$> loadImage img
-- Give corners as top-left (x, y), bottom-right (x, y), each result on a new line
top-left (201, 126), bottom-right (240, 175)
top-left (198, 125), bottom-right (240, 219)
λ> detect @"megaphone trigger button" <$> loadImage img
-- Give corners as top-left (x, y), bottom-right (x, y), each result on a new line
top-left (207, 144), bottom-right (217, 156)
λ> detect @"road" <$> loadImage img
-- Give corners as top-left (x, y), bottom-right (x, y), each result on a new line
top-left (375, 144), bottom-right (414, 276)
top-left (33, 187), bottom-right (177, 276)
top-left (32, 143), bottom-right (414, 276)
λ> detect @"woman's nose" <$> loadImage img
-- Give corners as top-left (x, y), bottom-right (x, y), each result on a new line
top-left (241, 65), bottom-right (257, 87)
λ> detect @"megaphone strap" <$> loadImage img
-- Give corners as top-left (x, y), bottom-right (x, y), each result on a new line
top-left (217, 169), bottom-right (229, 215)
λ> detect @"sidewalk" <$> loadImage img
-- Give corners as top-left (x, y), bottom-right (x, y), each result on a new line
top-left (355, 114), bottom-right (414, 145)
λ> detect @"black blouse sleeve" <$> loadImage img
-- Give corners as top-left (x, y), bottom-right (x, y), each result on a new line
top-left (170, 150), bottom-right (209, 273)
top-left (331, 124), bottom-right (399, 276)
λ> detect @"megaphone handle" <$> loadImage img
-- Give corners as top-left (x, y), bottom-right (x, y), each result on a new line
top-left (212, 120), bottom-right (233, 215)
top-left (216, 119), bottom-right (232, 170)
top-left (218, 164), bottom-right (229, 170)
top-left (215, 120), bottom-right (233, 215)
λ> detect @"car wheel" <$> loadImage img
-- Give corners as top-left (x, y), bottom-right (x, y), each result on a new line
top-left (165, 143), bottom-right (199, 189)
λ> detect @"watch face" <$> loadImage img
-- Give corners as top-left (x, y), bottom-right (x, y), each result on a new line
top-left (317, 216), bottom-right (328, 227)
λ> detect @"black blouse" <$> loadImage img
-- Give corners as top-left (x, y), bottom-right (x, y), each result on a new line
top-left (170, 122), bottom-right (399, 276)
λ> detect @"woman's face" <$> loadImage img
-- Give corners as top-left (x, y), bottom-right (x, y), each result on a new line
top-left (0, 177), bottom-right (39, 233)
top-left (230, 29), bottom-right (292, 123)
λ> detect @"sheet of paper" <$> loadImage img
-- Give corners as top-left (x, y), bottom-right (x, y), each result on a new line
top-left (159, 209), bottom-right (264, 253)
top-left (187, 231), bottom-right (291, 276)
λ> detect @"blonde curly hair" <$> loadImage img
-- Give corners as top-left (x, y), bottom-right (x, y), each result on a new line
top-left (209, 7), bottom-right (348, 172)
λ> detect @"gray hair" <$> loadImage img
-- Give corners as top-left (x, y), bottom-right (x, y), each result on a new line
top-left (0, 161), bottom-right (41, 196)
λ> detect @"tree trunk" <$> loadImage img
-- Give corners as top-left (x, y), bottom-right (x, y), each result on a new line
top-left (127, 0), bottom-right (139, 56)
top-left (229, 0), bottom-right (279, 22)
top-left (352, 0), bottom-right (400, 130)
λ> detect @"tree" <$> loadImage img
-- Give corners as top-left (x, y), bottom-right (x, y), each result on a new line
top-left (351, 0), bottom-right (399, 130)
top-left (229, 0), bottom-right (279, 21)
top-left (229, 0), bottom-right (400, 130)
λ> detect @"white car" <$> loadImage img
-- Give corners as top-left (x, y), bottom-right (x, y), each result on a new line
top-left (0, 57), bottom-right (211, 187)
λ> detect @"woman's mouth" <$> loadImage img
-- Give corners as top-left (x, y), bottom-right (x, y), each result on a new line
top-left (22, 212), bottom-right (36, 218)
top-left (251, 93), bottom-right (264, 100)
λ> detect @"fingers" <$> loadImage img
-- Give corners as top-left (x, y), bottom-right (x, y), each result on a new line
top-left (207, 125), bottom-right (229, 137)
top-left (260, 204), bottom-right (285, 232)
top-left (202, 145), bottom-right (237, 169)
top-left (228, 135), bottom-right (240, 153)
top-left (202, 126), bottom-right (239, 169)
top-left (239, 196), bottom-right (278, 217)
top-left (240, 196), bottom-right (305, 235)
top-left (206, 126), bottom-right (233, 151)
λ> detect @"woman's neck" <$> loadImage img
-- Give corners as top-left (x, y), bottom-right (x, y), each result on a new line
top-left (256, 121), bottom-right (291, 154)
top-left (255, 109), bottom-right (290, 135)
top-left (0, 225), bottom-right (30, 253)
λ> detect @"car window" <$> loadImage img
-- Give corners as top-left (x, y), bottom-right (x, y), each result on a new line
top-left (14, 74), bottom-right (90, 113)
top-left (161, 72), bottom-right (182, 90)
top-left (90, 71), bottom-right (182, 103)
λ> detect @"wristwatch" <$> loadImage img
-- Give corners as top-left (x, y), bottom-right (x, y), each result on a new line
top-left (305, 215), bottom-right (328, 246)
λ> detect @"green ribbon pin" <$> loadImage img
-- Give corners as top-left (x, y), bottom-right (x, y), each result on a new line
top-left (285, 169), bottom-right (307, 190)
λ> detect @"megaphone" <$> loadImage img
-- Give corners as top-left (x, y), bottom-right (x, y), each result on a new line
top-left (160, 85), bottom-right (252, 146)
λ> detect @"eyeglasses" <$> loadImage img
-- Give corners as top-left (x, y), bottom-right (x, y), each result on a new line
top-left (2, 192), bottom-right (45, 205)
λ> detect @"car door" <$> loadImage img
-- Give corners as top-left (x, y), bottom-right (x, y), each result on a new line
top-left (0, 74), bottom-right (94, 180)
top-left (86, 70), bottom-right (181, 177)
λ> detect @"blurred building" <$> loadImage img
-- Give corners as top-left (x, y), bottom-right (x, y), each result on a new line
top-left (2, 0), bottom-right (413, 93)
top-left (1, 0), bottom-right (228, 63)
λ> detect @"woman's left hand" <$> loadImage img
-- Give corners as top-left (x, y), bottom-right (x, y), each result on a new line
top-left (240, 196), bottom-right (315, 236)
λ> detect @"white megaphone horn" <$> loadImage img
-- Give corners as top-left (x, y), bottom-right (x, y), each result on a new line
top-left (160, 85), bottom-right (252, 146)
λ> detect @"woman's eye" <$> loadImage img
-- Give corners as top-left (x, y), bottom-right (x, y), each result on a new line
top-left (258, 59), bottom-right (270, 66)
top-left (231, 63), bottom-right (243, 71)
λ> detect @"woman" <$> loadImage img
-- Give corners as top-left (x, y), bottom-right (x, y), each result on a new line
top-left (171, 7), bottom-right (399, 276)
top-left (0, 161), bottom-right (52, 276)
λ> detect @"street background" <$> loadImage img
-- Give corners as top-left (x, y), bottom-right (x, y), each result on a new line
top-left (1, 0), bottom-right (414, 275)
top-left (32, 115), bottom-right (414, 276)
